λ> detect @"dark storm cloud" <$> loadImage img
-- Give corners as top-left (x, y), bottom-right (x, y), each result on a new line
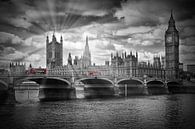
top-left (0, 0), bottom-right (124, 38)
top-left (116, 0), bottom-right (195, 27)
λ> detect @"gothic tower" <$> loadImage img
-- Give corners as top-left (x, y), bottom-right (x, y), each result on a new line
top-left (68, 53), bottom-right (72, 65)
top-left (165, 11), bottom-right (179, 80)
top-left (46, 33), bottom-right (63, 68)
top-left (82, 36), bottom-right (91, 68)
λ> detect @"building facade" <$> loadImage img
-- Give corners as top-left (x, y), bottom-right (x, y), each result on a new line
top-left (165, 11), bottom-right (179, 79)
top-left (111, 52), bottom-right (165, 79)
top-left (187, 64), bottom-right (195, 74)
top-left (46, 33), bottom-right (63, 69)
top-left (111, 52), bottom-right (138, 77)
top-left (9, 62), bottom-right (26, 76)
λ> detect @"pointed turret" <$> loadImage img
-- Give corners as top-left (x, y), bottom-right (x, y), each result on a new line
top-left (68, 53), bottom-right (72, 65)
top-left (130, 51), bottom-right (132, 56)
top-left (111, 53), bottom-right (113, 59)
top-left (60, 35), bottom-right (63, 44)
top-left (136, 51), bottom-right (138, 58)
top-left (52, 32), bottom-right (56, 42)
top-left (46, 35), bottom-right (49, 44)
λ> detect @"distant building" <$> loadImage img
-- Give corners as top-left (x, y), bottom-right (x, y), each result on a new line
top-left (48, 36), bottom-right (92, 76)
top-left (81, 36), bottom-right (91, 68)
top-left (179, 63), bottom-right (183, 72)
top-left (67, 53), bottom-right (72, 65)
top-left (0, 68), bottom-right (9, 76)
top-left (165, 11), bottom-right (179, 79)
top-left (105, 61), bottom-right (109, 66)
top-left (10, 62), bottom-right (26, 76)
top-left (74, 56), bottom-right (79, 65)
top-left (187, 64), bottom-right (195, 74)
top-left (46, 33), bottom-right (63, 69)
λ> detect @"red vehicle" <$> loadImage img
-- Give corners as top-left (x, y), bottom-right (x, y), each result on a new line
top-left (27, 68), bottom-right (47, 75)
top-left (88, 71), bottom-right (100, 76)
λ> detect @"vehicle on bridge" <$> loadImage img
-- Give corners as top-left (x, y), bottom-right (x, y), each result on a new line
top-left (26, 67), bottom-right (47, 75)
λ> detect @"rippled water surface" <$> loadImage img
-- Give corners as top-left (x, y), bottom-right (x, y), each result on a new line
top-left (1, 94), bottom-right (195, 129)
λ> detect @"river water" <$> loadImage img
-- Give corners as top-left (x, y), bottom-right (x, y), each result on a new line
top-left (0, 94), bottom-right (195, 129)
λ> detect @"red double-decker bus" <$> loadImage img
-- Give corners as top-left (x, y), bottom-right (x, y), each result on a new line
top-left (88, 71), bottom-right (100, 76)
top-left (27, 68), bottom-right (47, 75)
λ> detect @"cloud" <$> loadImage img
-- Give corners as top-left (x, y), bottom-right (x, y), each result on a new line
top-left (0, 32), bottom-right (24, 44)
top-left (0, 46), bottom-right (15, 56)
top-left (96, 41), bottom-right (116, 50)
top-left (0, 0), bottom-right (195, 66)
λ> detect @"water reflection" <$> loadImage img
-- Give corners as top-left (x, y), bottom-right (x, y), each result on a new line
top-left (0, 95), bottom-right (195, 129)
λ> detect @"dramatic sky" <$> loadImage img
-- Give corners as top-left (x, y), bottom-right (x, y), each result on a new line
top-left (0, 0), bottom-right (194, 68)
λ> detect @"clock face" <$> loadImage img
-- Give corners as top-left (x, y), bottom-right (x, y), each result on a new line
top-left (166, 36), bottom-right (172, 43)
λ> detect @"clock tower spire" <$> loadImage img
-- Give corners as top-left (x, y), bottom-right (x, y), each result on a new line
top-left (165, 10), bottom-right (179, 80)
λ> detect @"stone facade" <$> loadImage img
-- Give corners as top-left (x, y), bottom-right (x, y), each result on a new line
top-left (9, 62), bottom-right (26, 76)
top-left (46, 33), bottom-right (63, 69)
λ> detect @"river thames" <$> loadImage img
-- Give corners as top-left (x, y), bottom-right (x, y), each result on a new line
top-left (0, 94), bottom-right (195, 129)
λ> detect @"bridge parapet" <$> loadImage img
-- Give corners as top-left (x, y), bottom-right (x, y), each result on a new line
top-left (0, 74), bottom-right (169, 89)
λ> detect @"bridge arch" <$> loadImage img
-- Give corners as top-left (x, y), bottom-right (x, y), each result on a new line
top-left (147, 79), bottom-right (168, 95)
top-left (116, 78), bottom-right (147, 96)
top-left (167, 81), bottom-right (180, 87)
top-left (117, 78), bottom-right (144, 85)
top-left (76, 77), bottom-right (115, 98)
top-left (0, 80), bottom-right (8, 90)
top-left (76, 77), bottom-right (114, 85)
top-left (15, 77), bottom-right (71, 86)
top-left (147, 79), bottom-right (165, 86)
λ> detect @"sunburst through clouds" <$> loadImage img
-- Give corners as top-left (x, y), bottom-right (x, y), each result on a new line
top-left (0, 0), bottom-right (194, 68)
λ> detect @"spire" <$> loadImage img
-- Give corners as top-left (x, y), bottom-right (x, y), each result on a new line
top-left (84, 36), bottom-right (90, 56)
top-left (52, 31), bottom-right (56, 42)
top-left (167, 9), bottom-right (177, 32)
top-left (116, 51), bottom-right (118, 57)
top-left (169, 9), bottom-right (175, 24)
top-left (86, 36), bottom-right (89, 48)
top-left (82, 35), bottom-right (91, 67)
top-left (68, 53), bottom-right (72, 65)
top-left (136, 51), bottom-right (138, 58)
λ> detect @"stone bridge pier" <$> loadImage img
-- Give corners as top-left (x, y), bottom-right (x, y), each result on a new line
top-left (0, 76), bottom-right (16, 104)
top-left (15, 77), bottom-right (76, 101)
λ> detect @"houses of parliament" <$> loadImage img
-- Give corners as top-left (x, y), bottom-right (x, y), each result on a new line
top-left (46, 12), bottom-right (180, 80)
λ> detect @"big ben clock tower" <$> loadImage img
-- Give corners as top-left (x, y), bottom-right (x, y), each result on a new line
top-left (165, 11), bottom-right (179, 80)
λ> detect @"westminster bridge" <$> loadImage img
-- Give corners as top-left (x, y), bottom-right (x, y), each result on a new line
top-left (0, 74), bottom-right (181, 102)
